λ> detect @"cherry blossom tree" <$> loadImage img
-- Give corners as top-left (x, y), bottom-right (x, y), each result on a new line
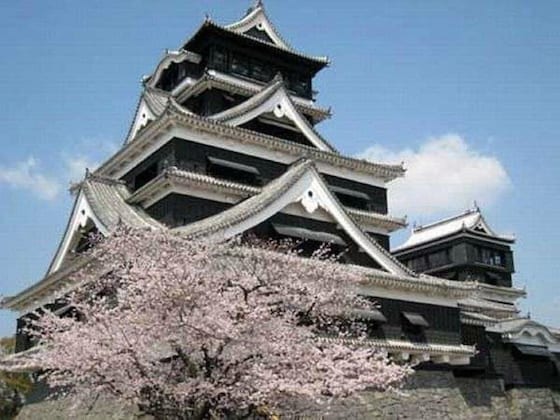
top-left (23, 227), bottom-right (410, 419)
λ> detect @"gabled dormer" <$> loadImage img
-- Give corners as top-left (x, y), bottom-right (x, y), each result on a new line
top-left (225, 1), bottom-right (293, 50)
top-left (393, 207), bottom-right (516, 287)
top-left (143, 49), bottom-right (203, 93)
top-left (208, 75), bottom-right (337, 152)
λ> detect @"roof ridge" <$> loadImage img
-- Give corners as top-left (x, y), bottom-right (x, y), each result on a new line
top-left (174, 158), bottom-right (314, 238)
top-left (85, 173), bottom-right (126, 186)
top-left (413, 207), bottom-right (479, 233)
top-left (184, 19), bottom-right (329, 66)
top-left (209, 77), bottom-right (339, 153)
top-left (189, 70), bottom-right (331, 118)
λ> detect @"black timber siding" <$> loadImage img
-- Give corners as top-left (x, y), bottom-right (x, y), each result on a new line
top-left (183, 89), bottom-right (247, 117)
top-left (240, 119), bottom-right (316, 148)
top-left (486, 332), bottom-right (560, 387)
top-left (249, 212), bottom-right (389, 267)
top-left (122, 138), bottom-right (389, 214)
top-left (15, 317), bottom-right (34, 353)
top-left (184, 27), bottom-right (321, 97)
top-left (394, 233), bottom-right (514, 288)
top-left (365, 297), bottom-right (462, 346)
top-left (146, 194), bottom-right (230, 228)
top-left (146, 194), bottom-right (390, 259)
top-left (155, 60), bottom-right (203, 92)
top-left (183, 88), bottom-right (317, 127)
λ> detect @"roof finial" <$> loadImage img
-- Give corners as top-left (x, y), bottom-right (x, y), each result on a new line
top-left (246, 0), bottom-right (264, 15)
top-left (473, 200), bottom-right (480, 212)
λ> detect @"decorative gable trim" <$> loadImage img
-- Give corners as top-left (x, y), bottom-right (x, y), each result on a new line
top-left (47, 190), bottom-right (108, 276)
top-left (225, 2), bottom-right (293, 51)
top-left (489, 319), bottom-right (560, 352)
top-left (175, 70), bottom-right (331, 124)
top-left (210, 76), bottom-right (337, 152)
top-left (143, 49), bottom-right (201, 90)
top-left (175, 159), bottom-right (414, 277)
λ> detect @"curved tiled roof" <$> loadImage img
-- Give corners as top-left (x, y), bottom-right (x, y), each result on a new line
top-left (395, 207), bottom-right (515, 252)
top-left (174, 158), bottom-right (314, 238)
top-left (100, 99), bottom-right (405, 182)
top-left (143, 49), bottom-right (201, 89)
top-left (319, 337), bottom-right (475, 357)
top-left (458, 297), bottom-right (519, 315)
top-left (209, 75), bottom-right (337, 153)
top-left (183, 19), bottom-right (328, 68)
top-left (142, 87), bottom-right (171, 116)
top-left (176, 70), bottom-right (331, 123)
top-left (126, 166), bottom-right (406, 233)
top-left (123, 87), bottom-right (174, 145)
top-left (174, 159), bottom-right (414, 277)
top-left (81, 175), bottom-right (162, 230)
top-left (225, 1), bottom-right (294, 51)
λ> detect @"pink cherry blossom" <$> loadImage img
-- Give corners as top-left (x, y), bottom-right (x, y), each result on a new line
top-left (22, 227), bottom-right (410, 419)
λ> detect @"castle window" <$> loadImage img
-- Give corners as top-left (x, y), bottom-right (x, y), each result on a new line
top-left (272, 224), bottom-right (347, 247)
top-left (330, 185), bottom-right (370, 210)
top-left (134, 162), bottom-right (159, 190)
top-left (408, 256), bottom-right (428, 272)
top-left (428, 249), bottom-right (451, 268)
top-left (252, 61), bottom-right (272, 82)
top-left (207, 156), bottom-right (260, 185)
top-left (231, 54), bottom-right (250, 77)
top-left (289, 73), bottom-right (311, 97)
top-left (351, 308), bottom-right (387, 324)
top-left (477, 247), bottom-right (505, 267)
top-left (402, 312), bottom-right (429, 329)
top-left (177, 62), bottom-right (187, 80)
top-left (211, 47), bottom-right (228, 71)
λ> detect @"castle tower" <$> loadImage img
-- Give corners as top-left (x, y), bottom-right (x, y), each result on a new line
top-left (393, 206), bottom-right (516, 287)
top-left (6, 3), bottom-right (556, 385)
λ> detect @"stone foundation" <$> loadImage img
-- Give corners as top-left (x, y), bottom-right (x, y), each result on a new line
top-left (16, 372), bottom-right (560, 419)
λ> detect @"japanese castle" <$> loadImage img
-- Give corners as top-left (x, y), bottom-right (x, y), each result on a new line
top-left (4, 1), bottom-right (559, 391)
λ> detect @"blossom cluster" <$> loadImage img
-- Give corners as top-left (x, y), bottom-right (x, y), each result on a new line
top-left (24, 228), bottom-right (410, 418)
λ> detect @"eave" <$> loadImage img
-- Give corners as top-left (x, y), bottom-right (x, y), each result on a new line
top-left (208, 74), bottom-right (337, 153)
top-left (173, 158), bottom-right (414, 276)
top-left (183, 20), bottom-right (328, 73)
top-left (359, 270), bottom-right (477, 299)
top-left (458, 297), bottom-right (520, 318)
top-left (143, 49), bottom-right (202, 89)
top-left (97, 103), bottom-right (405, 183)
top-left (393, 229), bottom-right (515, 256)
top-left (175, 70), bottom-right (331, 124)
top-left (127, 167), bottom-right (407, 233)
top-left (1, 256), bottom-right (92, 313)
top-left (319, 337), bottom-right (475, 365)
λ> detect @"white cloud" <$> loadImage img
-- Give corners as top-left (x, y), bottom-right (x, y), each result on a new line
top-left (358, 134), bottom-right (511, 218)
top-left (63, 154), bottom-right (100, 184)
top-left (0, 157), bottom-right (62, 201)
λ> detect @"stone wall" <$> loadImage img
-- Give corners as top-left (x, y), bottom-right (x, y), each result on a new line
top-left (16, 372), bottom-right (560, 419)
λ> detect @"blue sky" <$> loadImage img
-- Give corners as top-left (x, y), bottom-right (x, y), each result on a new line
top-left (0, 0), bottom-right (558, 336)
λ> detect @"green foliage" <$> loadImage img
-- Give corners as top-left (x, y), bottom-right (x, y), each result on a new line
top-left (0, 336), bottom-right (32, 418)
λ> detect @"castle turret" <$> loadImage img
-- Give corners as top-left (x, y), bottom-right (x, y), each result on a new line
top-left (393, 206), bottom-right (516, 287)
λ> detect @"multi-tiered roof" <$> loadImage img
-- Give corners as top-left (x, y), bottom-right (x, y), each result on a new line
top-left (4, 2), bottom-right (533, 367)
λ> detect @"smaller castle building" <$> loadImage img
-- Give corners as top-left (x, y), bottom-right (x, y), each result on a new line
top-left (393, 207), bottom-right (560, 388)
